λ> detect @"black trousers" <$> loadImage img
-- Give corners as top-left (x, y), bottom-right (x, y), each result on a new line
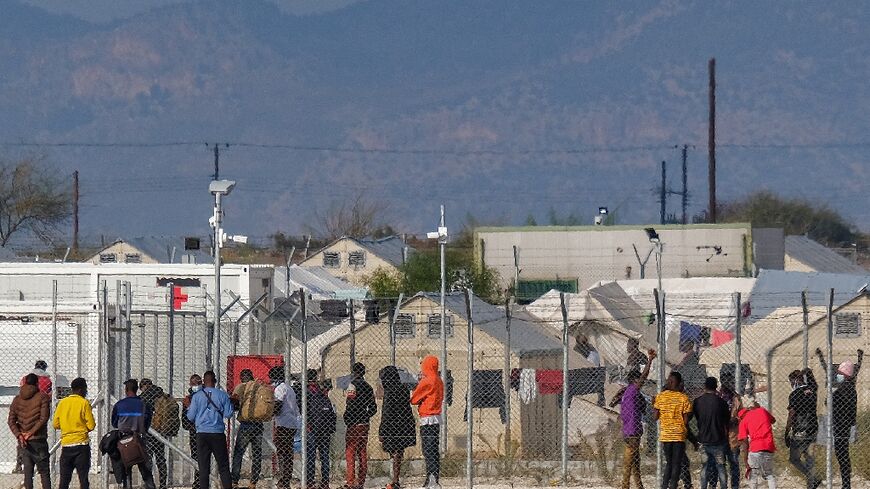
top-left (421, 424), bottom-right (440, 484)
top-left (21, 439), bottom-right (51, 489)
top-left (197, 433), bottom-right (232, 489)
top-left (188, 431), bottom-right (199, 489)
top-left (661, 442), bottom-right (686, 489)
top-left (59, 445), bottom-right (90, 489)
top-left (146, 435), bottom-right (168, 489)
top-left (835, 437), bottom-right (851, 489)
top-left (274, 427), bottom-right (296, 489)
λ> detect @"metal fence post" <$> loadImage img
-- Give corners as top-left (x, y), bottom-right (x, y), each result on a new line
top-left (349, 299), bottom-right (356, 370)
top-left (504, 294), bottom-right (512, 459)
top-left (300, 289), bottom-right (308, 489)
top-left (464, 288), bottom-right (474, 489)
top-left (169, 283), bottom-right (175, 396)
top-left (654, 288), bottom-right (664, 487)
top-left (734, 292), bottom-right (742, 394)
top-left (826, 288), bottom-right (834, 489)
top-left (125, 282), bottom-right (132, 381)
top-left (50, 280), bottom-right (58, 474)
top-left (559, 292), bottom-right (569, 486)
top-left (802, 290), bottom-right (809, 370)
top-left (100, 280), bottom-right (109, 489)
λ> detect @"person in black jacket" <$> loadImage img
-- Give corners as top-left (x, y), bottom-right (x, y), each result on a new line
top-left (111, 379), bottom-right (157, 489)
top-left (378, 366), bottom-right (416, 489)
top-left (817, 348), bottom-right (863, 489)
top-left (342, 363), bottom-right (377, 489)
top-left (181, 374), bottom-right (202, 489)
top-left (306, 369), bottom-right (336, 489)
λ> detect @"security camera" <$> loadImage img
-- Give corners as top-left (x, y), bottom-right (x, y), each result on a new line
top-left (230, 235), bottom-right (248, 244)
top-left (594, 216), bottom-right (604, 226)
top-left (209, 180), bottom-right (236, 195)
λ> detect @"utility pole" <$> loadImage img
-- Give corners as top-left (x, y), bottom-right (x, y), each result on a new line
top-left (681, 144), bottom-right (688, 224)
top-left (213, 144), bottom-right (220, 181)
top-left (72, 170), bottom-right (79, 253)
top-left (660, 161), bottom-right (667, 225)
top-left (708, 58), bottom-right (717, 223)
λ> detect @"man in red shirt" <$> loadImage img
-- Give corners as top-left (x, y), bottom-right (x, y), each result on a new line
top-left (738, 395), bottom-right (777, 489)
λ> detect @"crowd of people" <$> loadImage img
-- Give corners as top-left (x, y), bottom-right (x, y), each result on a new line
top-left (611, 346), bottom-right (863, 489)
top-left (6, 356), bottom-right (447, 489)
top-left (4, 346), bottom-right (864, 489)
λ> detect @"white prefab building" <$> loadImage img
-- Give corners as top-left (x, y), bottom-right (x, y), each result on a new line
top-left (474, 224), bottom-right (783, 297)
top-left (0, 262), bottom-right (273, 472)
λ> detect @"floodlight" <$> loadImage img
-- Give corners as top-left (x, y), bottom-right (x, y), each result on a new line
top-left (209, 180), bottom-right (236, 195)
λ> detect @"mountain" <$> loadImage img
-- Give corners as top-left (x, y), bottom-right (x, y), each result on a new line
top-left (1, 0), bottom-right (869, 244)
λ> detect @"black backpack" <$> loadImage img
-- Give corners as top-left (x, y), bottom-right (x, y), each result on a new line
top-left (308, 392), bottom-right (336, 436)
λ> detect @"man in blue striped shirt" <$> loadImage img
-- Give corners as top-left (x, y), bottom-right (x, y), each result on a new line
top-left (186, 371), bottom-right (234, 489)
top-left (111, 379), bottom-right (156, 489)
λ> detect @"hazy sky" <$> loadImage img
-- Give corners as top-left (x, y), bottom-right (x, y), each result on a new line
top-left (22, 0), bottom-right (360, 22)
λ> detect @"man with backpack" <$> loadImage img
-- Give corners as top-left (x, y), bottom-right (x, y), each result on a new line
top-left (343, 362), bottom-right (377, 489)
top-left (186, 370), bottom-right (234, 489)
top-left (306, 369), bottom-right (336, 489)
top-left (140, 379), bottom-right (178, 489)
top-left (231, 369), bottom-right (274, 489)
top-left (111, 379), bottom-right (157, 489)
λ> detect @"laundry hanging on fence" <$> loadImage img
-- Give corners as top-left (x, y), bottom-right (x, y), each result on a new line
top-left (535, 369), bottom-right (563, 394)
top-left (518, 369), bottom-right (537, 405)
top-left (510, 369), bottom-right (521, 391)
top-left (463, 369), bottom-right (506, 424)
top-left (559, 367), bottom-right (607, 408)
top-left (711, 329), bottom-right (734, 347)
top-left (680, 321), bottom-right (702, 346)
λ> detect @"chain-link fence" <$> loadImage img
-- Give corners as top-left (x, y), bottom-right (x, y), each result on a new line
top-left (3, 278), bottom-right (870, 489)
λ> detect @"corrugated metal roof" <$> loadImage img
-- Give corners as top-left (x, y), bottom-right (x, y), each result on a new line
top-left (784, 236), bottom-right (866, 275)
top-left (274, 265), bottom-right (368, 300)
top-left (355, 236), bottom-right (410, 268)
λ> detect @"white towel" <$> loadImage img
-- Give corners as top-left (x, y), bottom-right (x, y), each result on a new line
top-left (519, 368), bottom-right (538, 405)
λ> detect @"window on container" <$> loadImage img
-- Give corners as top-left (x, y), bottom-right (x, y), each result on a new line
top-left (323, 252), bottom-right (340, 268)
top-left (348, 250), bottom-right (366, 267)
top-left (100, 253), bottom-right (117, 263)
top-left (394, 314), bottom-right (415, 338)
top-left (427, 314), bottom-right (454, 338)
top-left (124, 253), bottom-right (141, 264)
top-left (835, 313), bottom-right (862, 338)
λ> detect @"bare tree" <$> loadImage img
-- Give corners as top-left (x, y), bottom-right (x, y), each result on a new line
top-left (309, 193), bottom-right (393, 241)
top-left (0, 156), bottom-right (72, 246)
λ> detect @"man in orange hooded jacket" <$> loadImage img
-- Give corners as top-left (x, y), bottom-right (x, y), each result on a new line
top-left (411, 355), bottom-right (444, 488)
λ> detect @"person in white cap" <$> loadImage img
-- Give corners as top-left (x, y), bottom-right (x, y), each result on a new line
top-left (815, 348), bottom-right (863, 489)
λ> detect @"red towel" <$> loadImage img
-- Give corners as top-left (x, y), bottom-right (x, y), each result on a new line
top-left (535, 370), bottom-right (564, 394)
top-left (711, 329), bottom-right (734, 347)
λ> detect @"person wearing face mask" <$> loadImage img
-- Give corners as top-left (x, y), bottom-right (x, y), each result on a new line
top-left (269, 366), bottom-right (299, 489)
top-left (816, 348), bottom-right (863, 489)
top-left (182, 374), bottom-right (203, 489)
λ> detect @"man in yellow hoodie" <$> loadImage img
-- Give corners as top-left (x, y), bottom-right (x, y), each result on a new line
top-left (53, 378), bottom-right (95, 489)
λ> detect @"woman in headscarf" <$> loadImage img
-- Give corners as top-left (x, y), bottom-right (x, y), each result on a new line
top-left (378, 366), bottom-right (416, 489)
